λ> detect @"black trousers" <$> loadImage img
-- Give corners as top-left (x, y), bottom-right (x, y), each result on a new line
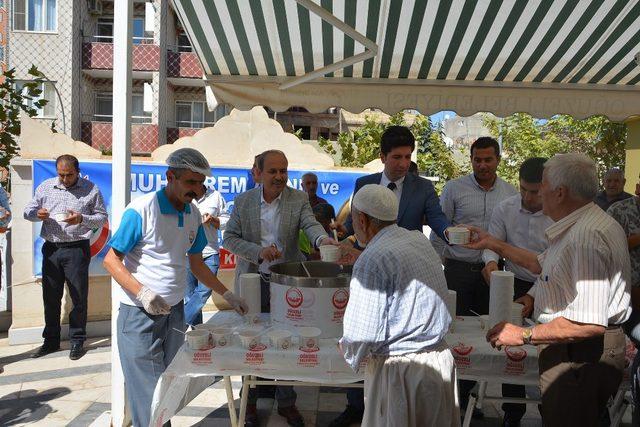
top-left (41, 240), bottom-right (90, 345)
top-left (443, 258), bottom-right (489, 409)
top-left (501, 277), bottom-right (535, 422)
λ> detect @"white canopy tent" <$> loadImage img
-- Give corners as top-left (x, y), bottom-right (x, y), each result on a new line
top-left (111, 0), bottom-right (640, 423)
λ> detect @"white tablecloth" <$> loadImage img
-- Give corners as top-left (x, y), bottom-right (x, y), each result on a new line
top-left (150, 313), bottom-right (636, 425)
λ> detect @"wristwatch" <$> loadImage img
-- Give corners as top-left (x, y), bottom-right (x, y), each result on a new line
top-left (522, 327), bottom-right (534, 345)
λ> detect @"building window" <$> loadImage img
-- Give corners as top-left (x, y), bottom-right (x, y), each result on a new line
top-left (94, 93), bottom-right (151, 123)
top-left (175, 101), bottom-right (221, 128)
top-left (95, 17), bottom-right (149, 44)
top-left (176, 30), bottom-right (192, 52)
top-left (16, 80), bottom-right (57, 118)
top-left (13, 0), bottom-right (57, 32)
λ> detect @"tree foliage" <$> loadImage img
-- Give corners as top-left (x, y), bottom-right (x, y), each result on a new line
top-left (483, 113), bottom-right (627, 186)
top-left (0, 66), bottom-right (51, 184)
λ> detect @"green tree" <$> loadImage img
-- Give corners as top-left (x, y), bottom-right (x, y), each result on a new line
top-left (483, 113), bottom-right (626, 186)
top-left (0, 66), bottom-right (50, 186)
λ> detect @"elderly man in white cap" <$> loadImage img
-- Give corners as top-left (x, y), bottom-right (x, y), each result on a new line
top-left (104, 148), bottom-right (248, 427)
top-left (340, 184), bottom-right (459, 427)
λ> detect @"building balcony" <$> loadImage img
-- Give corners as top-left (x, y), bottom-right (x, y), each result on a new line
top-left (81, 116), bottom-right (159, 154)
top-left (166, 121), bottom-right (212, 144)
top-left (167, 47), bottom-right (203, 79)
top-left (82, 37), bottom-right (160, 77)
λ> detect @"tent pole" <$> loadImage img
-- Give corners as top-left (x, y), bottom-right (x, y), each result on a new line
top-left (111, 0), bottom-right (133, 425)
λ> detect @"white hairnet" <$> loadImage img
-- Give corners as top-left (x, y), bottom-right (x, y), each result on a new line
top-left (166, 148), bottom-right (212, 177)
top-left (352, 184), bottom-right (398, 221)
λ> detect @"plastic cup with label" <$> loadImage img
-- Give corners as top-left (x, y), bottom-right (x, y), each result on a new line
top-left (267, 329), bottom-right (292, 350)
top-left (212, 327), bottom-right (233, 347)
top-left (239, 330), bottom-right (260, 349)
top-left (319, 245), bottom-right (340, 262)
top-left (54, 212), bottom-right (71, 222)
top-left (447, 227), bottom-right (470, 245)
top-left (185, 330), bottom-right (210, 350)
top-left (297, 326), bottom-right (321, 349)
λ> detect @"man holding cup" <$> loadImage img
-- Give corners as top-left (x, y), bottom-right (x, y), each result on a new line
top-left (24, 154), bottom-right (107, 361)
top-left (224, 149), bottom-right (337, 427)
top-left (465, 153), bottom-right (631, 426)
top-left (481, 157), bottom-right (553, 426)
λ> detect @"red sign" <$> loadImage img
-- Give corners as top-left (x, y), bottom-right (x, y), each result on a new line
top-left (286, 288), bottom-right (304, 308)
top-left (219, 248), bottom-right (236, 270)
top-left (332, 289), bottom-right (349, 310)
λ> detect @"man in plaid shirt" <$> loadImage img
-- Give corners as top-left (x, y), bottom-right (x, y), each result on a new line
top-left (24, 155), bottom-right (107, 360)
top-left (340, 184), bottom-right (458, 427)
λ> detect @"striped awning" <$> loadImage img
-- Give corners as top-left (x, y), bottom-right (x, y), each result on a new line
top-left (172, 0), bottom-right (640, 121)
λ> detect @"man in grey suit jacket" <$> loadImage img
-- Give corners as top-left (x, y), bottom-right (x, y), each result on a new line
top-left (224, 149), bottom-right (336, 427)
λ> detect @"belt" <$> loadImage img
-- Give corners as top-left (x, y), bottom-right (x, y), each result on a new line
top-left (606, 325), bottom-right (622, 331)
top-left (46, 239), bottom-right (89, 248)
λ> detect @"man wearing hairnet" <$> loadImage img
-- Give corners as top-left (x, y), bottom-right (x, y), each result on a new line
top-left (340, 184), bottom-right (459, 427)
top-left (104, 148), bottom-right (248, 427)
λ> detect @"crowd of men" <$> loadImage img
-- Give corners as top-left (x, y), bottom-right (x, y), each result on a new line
top-left (0, 124), bottom-right (637, 426)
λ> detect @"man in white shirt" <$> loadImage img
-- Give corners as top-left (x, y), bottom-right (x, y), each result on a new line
top-left (224, 150), bottom-right (337, 427)
top-left (184, 184), bottom-right (228, 325)
top-left (103, 148), bottom-right (248, 427)
top-left (431, 137), bottom-right (517, 416)
top-left (467, 153), bottom-right (631, 427)
top-left (481, 157), bottom-right (553, 426)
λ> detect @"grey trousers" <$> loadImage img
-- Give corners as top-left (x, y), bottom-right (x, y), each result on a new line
top-left (117, 301), bottom-right (185, 427)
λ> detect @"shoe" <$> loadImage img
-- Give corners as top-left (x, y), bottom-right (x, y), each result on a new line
top-left (277, 405), bottom-right (305, 427)
top-left (472, 408), bottom-right (484, 419)
top-left (328, 405), bottom-right (364, 427)
top-left (69, 343), bottom-right (84, 360)
top-left (502, 417), bottom-right (521, 427)
top-left (244, 404), bottom-right (259, 427)
top-left (31, 343), bottom-right (61, 358)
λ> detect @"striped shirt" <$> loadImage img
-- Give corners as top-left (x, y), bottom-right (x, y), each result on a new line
top-left (482, 194), bottom-right (554, 282)
top-left (608, 197), bottom-right (640, 287)
top-left (529, 203), bottom-right (631, 326)
top-left (341, 224), bottom-right (451, 371)
top-left (431, 174), bottom-right (518, 262)
top-left (24, 177), bottom-right (107, 243)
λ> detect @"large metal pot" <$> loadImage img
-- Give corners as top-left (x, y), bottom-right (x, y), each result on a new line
top-left (269, 261), bottom-right (352, 338)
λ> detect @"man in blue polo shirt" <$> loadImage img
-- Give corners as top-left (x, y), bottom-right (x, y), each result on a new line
top-left (104, 148), bottom-right (248, 427)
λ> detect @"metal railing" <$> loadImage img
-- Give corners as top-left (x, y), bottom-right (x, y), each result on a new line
top-left (86, 35), bottom-right (155, 45)
top-left (168, 120), bottom-right (216, 129)
top-left (86, 114), bottom-right (153, 124)
top-left (167, 44), bottom-right (194, 53)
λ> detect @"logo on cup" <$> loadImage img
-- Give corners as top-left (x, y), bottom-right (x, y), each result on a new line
top-left (281, 340), bottom-right (290, 350)
top-left (217, 337), bottom-right (227, 347)
top-left (452, 342), bottom-right (473, 356)
top-left (332, 289), bottom-right (349, 310)
top-left (505, 346), bottom-right (527, 362)
top-left (249, 343), bottom-right (267, 352)
top-left (286, 288), bottom-right (304, 308)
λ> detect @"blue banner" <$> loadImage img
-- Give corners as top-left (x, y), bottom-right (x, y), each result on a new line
top-left (32, 160), bottom-right (366, 276)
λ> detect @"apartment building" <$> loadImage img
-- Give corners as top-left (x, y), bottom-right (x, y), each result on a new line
top-left (7, 0), bottom-right (230, 154)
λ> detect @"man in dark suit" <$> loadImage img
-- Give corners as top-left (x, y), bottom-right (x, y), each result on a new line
top-left (331, 126), bottom-right (452, 427)
top-left (341, 126), bottom-right (450, 237)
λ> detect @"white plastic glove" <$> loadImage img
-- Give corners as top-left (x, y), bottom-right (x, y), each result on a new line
top-left (136, 286), bottom-right (171, 315)
top-left (223, 290), bottom-right (249, 315)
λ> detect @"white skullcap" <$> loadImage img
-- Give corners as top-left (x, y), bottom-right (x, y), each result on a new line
top-left (352, 184), bottom-right (398, 221)
top-left (166, 148), bottom-right (212, 177)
